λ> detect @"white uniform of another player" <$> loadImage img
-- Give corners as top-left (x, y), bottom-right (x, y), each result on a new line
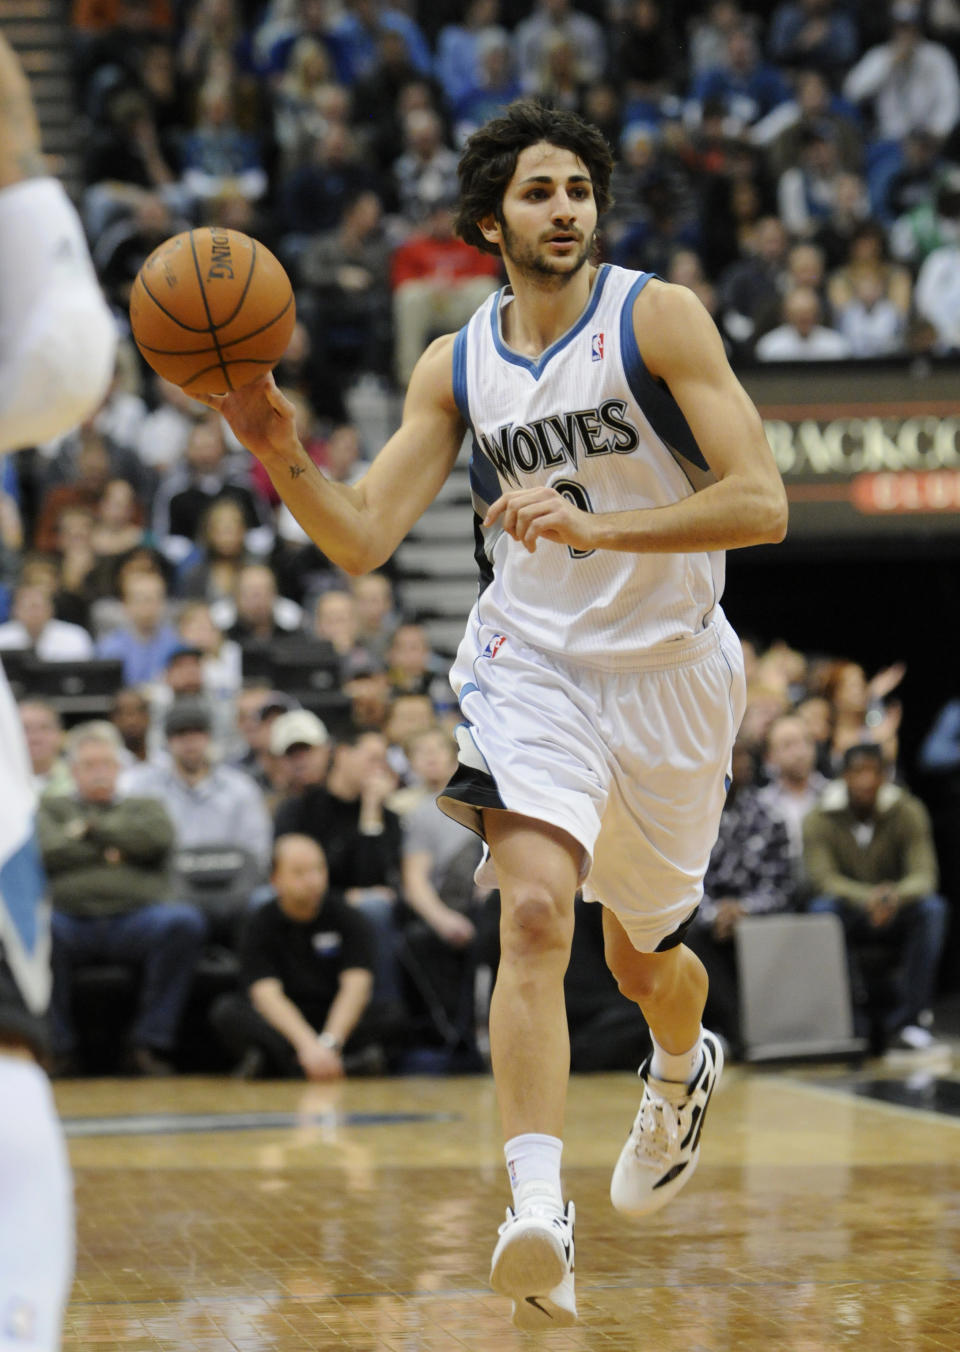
top-left (0, 175), bottom-right (116, 454)
top-left (0, 62), bottom-right (113, 1345)
top-left (438, 264), bottom-right (747, 951)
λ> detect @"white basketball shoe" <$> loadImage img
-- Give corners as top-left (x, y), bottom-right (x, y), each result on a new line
top-left (610, 1030), bottom-right (724, 1216)
top-left (490, 1199), bottom-right (577, 1330)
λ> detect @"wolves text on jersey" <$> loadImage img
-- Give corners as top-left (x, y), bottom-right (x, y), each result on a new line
top-left (476, 398), bottom-right (641, 486)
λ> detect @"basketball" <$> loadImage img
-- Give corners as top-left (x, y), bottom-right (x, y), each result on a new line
top-left (128, 227), bottom-right (296, 396)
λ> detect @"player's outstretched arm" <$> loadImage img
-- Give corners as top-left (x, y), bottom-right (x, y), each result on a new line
top-left (0, 33), bottom-right (45, 188)
top-left (196, 335), bottom-right (465, 574)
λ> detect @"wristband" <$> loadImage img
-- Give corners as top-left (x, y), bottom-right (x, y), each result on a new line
top-left (317, 1031), bottom-right (343, 1053)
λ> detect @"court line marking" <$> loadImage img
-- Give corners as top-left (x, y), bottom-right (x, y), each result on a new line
top-left (62, 1109), bottom-right (460, 1138)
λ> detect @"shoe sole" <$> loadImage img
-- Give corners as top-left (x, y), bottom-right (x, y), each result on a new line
top-left (610, 1033), bottom-right (724, 1217)
top-left (490, 1227), bottom-right (567, 1301)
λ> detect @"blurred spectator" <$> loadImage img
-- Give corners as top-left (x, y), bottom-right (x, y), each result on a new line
top-left (514, 0), bottom-right (606, 95)
top-left (176, 599), bottom-right (243, 703)
top-left (37, 720), bottom-right (203, 1077)
top-left (777, 123), bottom-right (848, 238)
top-left (18, 699), bottom-right (73, 798)
top-left (109, 686), bottom-right (151, 764)
top-left (177, 497), bottom-right (256, 602)
top-left (81, 86), bottom-right (180, 239)
top-left (685, 736), bottom-right (793, 1056)
top-left (179, 77), bottom-right (267, 209)
top-left (385, 621), bottom-right (456, 713)
top-left (269, 708), bottom-right (331, 797)
top-left (272, 36), bottom-right (336, 174)
top-left (755, 69), bottom-right (862, 181)
top-left (390, 197), bottom-right (500, 385)
top-left (810, 172), bottom-right (873, 268)
top-left (92, 191), bottom-right (190, 312)
top-left (279, 122), bottom-right (383, 247)
top-left (342, 654), bottom-right (394, 734)
top-left (687, 1), bottom-right (757, 78)
top-left (611, 0), bottom-right (682, 108)
top-left (178, 0), bottom-right (255, 91)
top-left (755, 286), bottom-right (852, 360)
top-left (803, 742), bottom-right (948, 1054)
top-left (33, 431), bottom-right (112, 555)
top-left (152, 416), bottom-right (266, 553)
top-left (298, 190), bottom-right (393, 381)
top-left (527, 31), bottom-right (591, 112)
top-left (797, 693), bottom-right (835, 777)
top-left (212, 562), bottom-right (304, 646)
top-left (767, 0), bottom-right (859, 79)
top-left (144, 643), bottom-right (233, 757)
top-left (274, 728), bottom-right (403, 1004)
top-left (326, 0), bottom-right (432, 85)
top-left (96, 569), bottom-right (180, 684)
top-left (687, 25), bottom-right (792, 133)
top-left (834, 268), bottom-right (907, 355)
top-left (817, 658), bottom-right (905, 772)
top-left (882, 128), bottom-right (947, 221)
top-left (123, 696), bottom-right (272, 875)
top-left (136, 378), bottom-right (205, 475)
top-left (717, 214), bottom-right (790, 350)
top-left (350, 36), bottom-right (447, 175)
top-left (386, 701), bottom-right (446, 801)
top-left (0, 583), bottom-right (94, 660)
top-left (843, 2), bottom-right (960, 144)
top-left (210, 834), bottom-right (381, 1079)
top-left (759, 713), bottom-right (829, 864)
top-left (91, 478), bottom-right (146, 563)
top-left (392, 107), bottom-right (460, 224)
top-left (828, 220), bottom-right (913, 319)
top-left (312, 587), bottom-right (375, 677)
top-left (451, 31), bottom-right (522, 144)
top-left (435, 0), bottom-right (509, 107)
top-left (914, 235), bottom-right (960, 349)
top-left (351, 571), bottom-right (398, 661)
top-left (890, 163), bottom-right (960, 263)
top-left (227, 683), bottom-right (293, 795)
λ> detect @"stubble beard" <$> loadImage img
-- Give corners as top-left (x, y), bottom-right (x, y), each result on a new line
top-left (500, 219), bottom-right (593, 290)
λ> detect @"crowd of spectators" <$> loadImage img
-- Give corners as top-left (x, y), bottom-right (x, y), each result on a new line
top-left (1, 0), bottom-right (958, 1076)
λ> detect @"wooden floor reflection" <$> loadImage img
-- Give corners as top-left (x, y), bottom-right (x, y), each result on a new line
top-left (55, 1054), bottom-right (960, 1351)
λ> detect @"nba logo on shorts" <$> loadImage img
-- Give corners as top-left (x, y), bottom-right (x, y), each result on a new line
top-left (591, 332), bottom-right (604, 362)
top-left (482, 635), bottom-right (507, 659)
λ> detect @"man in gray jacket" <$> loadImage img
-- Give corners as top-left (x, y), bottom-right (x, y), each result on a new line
top-left (802, 742), bottom-right (947, 1054)
top-left (37, 721), bottom-right (205, 1075)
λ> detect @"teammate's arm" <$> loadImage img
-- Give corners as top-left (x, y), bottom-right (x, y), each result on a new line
top-left (487, 281), bottom-right (788, 555)
top-left (196, 335), bottom-right (465, 574)
top-left (0, 33), bottom-right (45, 187)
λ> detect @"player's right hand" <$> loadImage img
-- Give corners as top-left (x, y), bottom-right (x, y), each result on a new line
top-left (193, 373), bottom-right (300, 466)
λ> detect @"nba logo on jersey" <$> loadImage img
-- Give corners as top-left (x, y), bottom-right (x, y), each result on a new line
top-left (591, 332), bottom-right (604, 362)
top-left (482, 635), bottom-right (507, 659)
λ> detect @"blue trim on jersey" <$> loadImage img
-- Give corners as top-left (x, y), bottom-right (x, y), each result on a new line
top-left (490, 263), bottom-right (612, 379)
top-left (620, 275), bottom-right (710, 472)
top-left (452, 325), bottom-right (470, 424)
top-left (0, 829), bottom-right (46, 955)
top-left (460, 681), bottom-right (481, 700)
top-left (469, 435), bottom-right (500, 509)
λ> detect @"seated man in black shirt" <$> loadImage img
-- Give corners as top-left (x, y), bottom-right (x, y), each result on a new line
top-left (210, 834), bottom-right (381, 1079)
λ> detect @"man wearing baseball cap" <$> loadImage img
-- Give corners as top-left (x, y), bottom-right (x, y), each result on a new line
top-left (270, 709), bottom-right (331, 798)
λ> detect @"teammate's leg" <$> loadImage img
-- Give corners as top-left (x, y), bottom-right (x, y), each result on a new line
top-left (0, 1048), bottom-right (74, 1352)
top-left (483, 810), bottom-right (580, 1330)
top-left (603, 910), bottom-right (724, 1217)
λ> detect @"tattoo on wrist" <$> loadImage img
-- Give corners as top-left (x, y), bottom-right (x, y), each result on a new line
top-left (289, 465), bottom-right (306, 479)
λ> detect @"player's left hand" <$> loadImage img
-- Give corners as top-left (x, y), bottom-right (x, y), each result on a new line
top-left (484, 486), bottom-right (596, 554)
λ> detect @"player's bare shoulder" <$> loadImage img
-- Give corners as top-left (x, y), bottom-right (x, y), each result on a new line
top-left (631, 276), bottom-right (725, 381)
top-left (404, 331), bottom-right (462, 422)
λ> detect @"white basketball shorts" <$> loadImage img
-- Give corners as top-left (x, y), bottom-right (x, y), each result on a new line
top-left (438, 611), bottom-right (747, 953)
top-left (0, 177), bottom-right (116, 454)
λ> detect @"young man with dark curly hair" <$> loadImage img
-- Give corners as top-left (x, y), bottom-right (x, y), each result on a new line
top-left (201, 98), bottom-right (787, 1330)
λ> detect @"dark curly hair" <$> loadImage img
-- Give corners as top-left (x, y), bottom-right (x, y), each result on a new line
top-left (455, 100), bottom-right (615, 256)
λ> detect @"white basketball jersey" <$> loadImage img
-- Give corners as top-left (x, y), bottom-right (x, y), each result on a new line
top-left (453, 264), bottom-right (726, 668)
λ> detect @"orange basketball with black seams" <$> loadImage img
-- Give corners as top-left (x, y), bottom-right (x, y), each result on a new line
top-left (128, 227), bottom-right (296, 395)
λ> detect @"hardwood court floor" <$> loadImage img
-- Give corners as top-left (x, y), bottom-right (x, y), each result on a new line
top-left (54, 1053), bottom-right (960, 1352)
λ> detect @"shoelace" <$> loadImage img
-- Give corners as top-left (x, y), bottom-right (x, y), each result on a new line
top-left (632, 1089), bottom-right (681, 1165)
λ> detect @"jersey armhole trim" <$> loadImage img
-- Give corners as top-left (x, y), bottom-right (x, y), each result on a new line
top-left (452, 324), bottom-right (470, 425)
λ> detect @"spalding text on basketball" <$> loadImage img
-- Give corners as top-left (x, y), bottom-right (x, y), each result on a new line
top-left (206, 230), bottom-right (235, 281)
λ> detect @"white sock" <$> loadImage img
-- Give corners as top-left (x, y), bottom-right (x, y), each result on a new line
top-left (650, 1027), bottom-right (703, 1085)
top-left (504, 1133), bottom-right (563, 1213)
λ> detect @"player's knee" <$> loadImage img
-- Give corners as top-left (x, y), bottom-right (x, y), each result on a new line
top-left (501, 885), bottom-right (573, 959)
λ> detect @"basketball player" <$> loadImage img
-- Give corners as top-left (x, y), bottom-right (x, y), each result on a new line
top-left (199, 100), bottom-right (787, 1329)
top-left (1, 31), bottom-right (116, 1351)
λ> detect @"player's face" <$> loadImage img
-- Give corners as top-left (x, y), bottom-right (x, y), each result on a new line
top-left (495, 142), bottom-right (597, 285)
